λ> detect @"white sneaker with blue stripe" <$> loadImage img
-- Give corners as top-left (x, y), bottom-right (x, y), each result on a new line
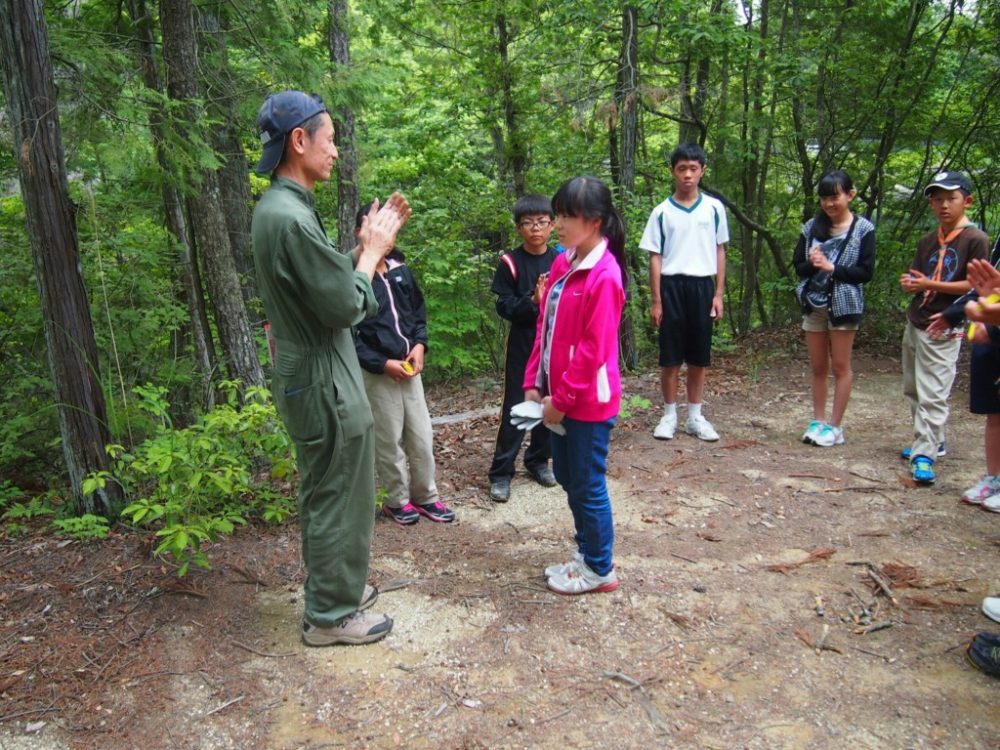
top-left (812, 424), bottom-right (844, 447)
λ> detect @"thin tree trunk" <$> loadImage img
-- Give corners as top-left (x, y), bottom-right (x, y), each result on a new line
top-left (616, 4), bottom-right (638, 200)
top-left (198, 6), bottom-right (258, 307)
top-left (160, 0), bottom-right (264, 394)
top-left (128, 0), bottom-right (215, 409)
top-left (329, 0), bottom-right (360, 254)
top-left (495, 13), bottom-right (525, 197)
top-left (0, 0), bottom-right (122, 516)
top-left (614, 4), bottom-right (639, 370)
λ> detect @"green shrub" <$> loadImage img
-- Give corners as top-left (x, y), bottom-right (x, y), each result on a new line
top-left (105, 381), bottom-right (295, 575)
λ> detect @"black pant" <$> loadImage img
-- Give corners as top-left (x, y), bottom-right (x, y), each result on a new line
top-left (489, 326), bottom-right (551, 481)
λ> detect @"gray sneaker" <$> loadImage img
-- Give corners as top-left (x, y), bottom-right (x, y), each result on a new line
top-left (529, 466), bottom-right (557, 487)
top-left (302, 611), bottom-right (393, 646)
top-left (489, 477), bottom-right (511, 502)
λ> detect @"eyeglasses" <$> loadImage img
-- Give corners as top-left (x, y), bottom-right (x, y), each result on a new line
top-left (518, 219), bottom-right (553, 230)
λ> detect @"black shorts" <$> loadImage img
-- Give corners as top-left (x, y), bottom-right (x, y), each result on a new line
top-left (970, 344), bottom-right (1000, 414)
top-left (658, 275), bottom-right (715, 368)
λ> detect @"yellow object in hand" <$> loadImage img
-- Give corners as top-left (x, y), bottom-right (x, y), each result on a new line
top-left (968, 294), bottom-right (1000, 340)
top-left (401, 361), bottom-right (414, 374)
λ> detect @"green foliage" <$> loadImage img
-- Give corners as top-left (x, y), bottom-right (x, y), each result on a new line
top-left (2, 494), bottom-right (57, 537)
top-left (1, 495), bottom-right (56, 521)
top-left (5, 0), bottom-right (1000, 512)
top-left (51, 514), bottom-right (111, 541)
top-left (618, 394), bottom-right (652, 421)
top-left (111, 384), bottom-right (295, 575)
top-left (0, 480), bottom-right (25, 509)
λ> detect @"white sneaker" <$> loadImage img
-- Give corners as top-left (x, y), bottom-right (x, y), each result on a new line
top-left (547, 560), bottom-right (619, 595)
top-left (802, 420), bottom-right (825, 444)
top-left (812, 424), bottom-right (844, 447)
top-left (982, 493), bottom-right (1000, 513)
top-left (544, 551), bottom-right (583, 579)
top-left (962, 475), bottom-right (1000, 505)
top-left (983, 597), bottom-right (1000, 624)
top-left (653, 413), bottom-right (677, 440)
top-left (685, 415), bottom-right (719, 442)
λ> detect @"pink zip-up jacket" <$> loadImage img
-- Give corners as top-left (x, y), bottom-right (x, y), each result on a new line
top-left (523, 239), bottom-right (625, 422)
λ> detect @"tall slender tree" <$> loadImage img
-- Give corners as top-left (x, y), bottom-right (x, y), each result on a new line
top-left (0, 0), bottom-right (122, 516)
top-left (127, 0), bottom-right (216, 408)
top-left (329, 0), bottom-right (361, 255)
top-left (159, 0), bottom-right (264, 393)
top-left (198, 5), bottom-right (258, 307)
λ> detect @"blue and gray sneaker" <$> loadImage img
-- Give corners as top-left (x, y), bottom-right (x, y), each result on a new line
top-left (901, 443), bottom-right (946, 460)
top-left (911, 455), bottom-right (936, 485)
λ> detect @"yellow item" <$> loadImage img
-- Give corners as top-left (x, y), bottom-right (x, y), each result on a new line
top-left (401, 361), bottom-right (414, 374)
top-left (968, 294), bottom-right (1000, 339)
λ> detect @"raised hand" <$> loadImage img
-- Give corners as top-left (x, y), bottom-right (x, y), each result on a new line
top-left (359, 192), bottom-right (412, 260)
top-left (967, 259), bottom-right (1000, 299)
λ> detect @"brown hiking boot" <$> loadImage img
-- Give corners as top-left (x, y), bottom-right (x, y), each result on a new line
top-left (302, 611), bottom-right (393, 646)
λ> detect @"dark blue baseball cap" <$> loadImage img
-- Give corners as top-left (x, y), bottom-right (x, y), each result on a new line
top-left (254, 91), bottom-right (328, 174)
top-left (923, 170), bottom-right (972, 196)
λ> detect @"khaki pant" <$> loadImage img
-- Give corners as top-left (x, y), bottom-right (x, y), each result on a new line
top-left (362, 370), bottom-right (439, 508)
top-left (901, 321), bottom-right (960, 460)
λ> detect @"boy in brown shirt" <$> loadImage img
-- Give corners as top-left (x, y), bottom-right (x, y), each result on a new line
top-left (899, 171), bottom-right (990, 484)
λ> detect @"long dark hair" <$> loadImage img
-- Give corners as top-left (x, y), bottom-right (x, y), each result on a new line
top-left (812, 170), bottom-right (854, 240)
top-left (550, 176), bottom-right (628, 289)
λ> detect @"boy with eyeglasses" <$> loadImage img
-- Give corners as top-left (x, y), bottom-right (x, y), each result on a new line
top-left (488, 195), bottom-right (559, 502)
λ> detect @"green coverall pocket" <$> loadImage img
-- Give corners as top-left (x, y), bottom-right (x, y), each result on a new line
top-left (274, 381), bottom-right (326, 444)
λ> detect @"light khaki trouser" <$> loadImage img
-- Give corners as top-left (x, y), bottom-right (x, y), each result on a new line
top-left (362, 370), bottom-right (439, 508)
top-left (901, 321), bottom-right (960, 461)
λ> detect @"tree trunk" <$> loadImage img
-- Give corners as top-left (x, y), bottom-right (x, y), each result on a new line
top-left (127, 0), bottom-right (216, 409)
top-left (329, 0), bottom-right (360, 255)
top-left (198, 6), bottom-right (259, 307)
top-left (0, 0), bottom-right (122, 517)
top-left (616, 4), bottom-right (639, 200)
top-left (160, 0), bottom-right (264, 393)
top-left (614, 4), bottom-right (640, 370)
top-left (495, 13), bottom-right (525, 197)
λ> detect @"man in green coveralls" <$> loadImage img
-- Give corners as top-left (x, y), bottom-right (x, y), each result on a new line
top-left (251, 90), bottom-right (411, 646)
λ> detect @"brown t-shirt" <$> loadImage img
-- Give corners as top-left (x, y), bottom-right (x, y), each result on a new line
top-left (906, 225), bottom-right (990, 329)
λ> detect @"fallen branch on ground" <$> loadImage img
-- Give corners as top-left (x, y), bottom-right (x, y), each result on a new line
top-left (795, 626), bottom-right (842, 654)
top-left (230, 640), bottom-right (296, 658)
top-left (765, 547), bottom-right (836, 574)
top-left (205, 695), bottom-right (243, 716)
top-left (602, 672), bottom-right (671, 735)
top-left (902, 595), bottom-right (964, 609)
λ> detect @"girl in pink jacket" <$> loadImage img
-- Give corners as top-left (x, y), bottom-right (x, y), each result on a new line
top-left (523, 176), bottom-right (628, 594)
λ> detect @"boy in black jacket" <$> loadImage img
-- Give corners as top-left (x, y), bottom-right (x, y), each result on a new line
top-left (488, 195), bottom-right (559, 502)
top-left (354, 205), bottom-right (455, 526)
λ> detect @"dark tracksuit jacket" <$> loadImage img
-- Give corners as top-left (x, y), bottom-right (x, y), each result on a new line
top-left (354, 258), bottom-right (429, 373)
top-left (489, 244), bottom-right (558, 481)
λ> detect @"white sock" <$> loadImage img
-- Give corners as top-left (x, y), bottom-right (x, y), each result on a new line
top-left (663, 403), bottom-right (677, 418)
top-left (688, 402), bottom-right (702, 420)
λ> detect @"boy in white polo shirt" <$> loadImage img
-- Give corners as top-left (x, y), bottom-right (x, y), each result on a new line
top-left (640, 143), bottom-right (729, 441)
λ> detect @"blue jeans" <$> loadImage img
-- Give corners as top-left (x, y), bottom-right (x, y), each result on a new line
top-left (550, 417), bottom-right (615, 576)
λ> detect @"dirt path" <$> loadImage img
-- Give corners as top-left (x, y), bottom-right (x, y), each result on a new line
top-left (2, 344), bottom-right (999, 749)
